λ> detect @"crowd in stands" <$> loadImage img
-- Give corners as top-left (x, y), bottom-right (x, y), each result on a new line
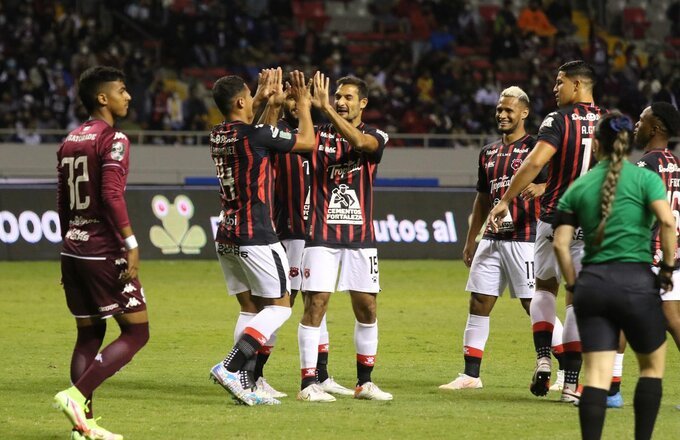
top-left (0, 0), bottom-right (678, 146)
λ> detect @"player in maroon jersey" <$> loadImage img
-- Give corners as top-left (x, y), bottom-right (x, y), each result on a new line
top-left (439, 86), bottom-right (559, 390)
top-left (296, 73), bottom-right (392, 402)
top-left (208, 70), bottom-right (317, 406)
top-left (53, 66), bottom-right (148, 440)
top-left (489, 61), bottom-right (606, 402)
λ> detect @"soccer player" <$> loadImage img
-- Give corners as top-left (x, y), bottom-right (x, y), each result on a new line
top-left (489, 61), bottom-right (606, 402)
top-left (207, 70), bottom-right (316, 406)
top-left (439, 86), bottom-right (552, 390)
top-left (296, 73), bottom-right (392, 402)
top-left (271, 88), bottom-right (353, 396)
top-left (53, 66), bottom-right (149, 440)
top-left (553, 112), bottom-right (673, 440)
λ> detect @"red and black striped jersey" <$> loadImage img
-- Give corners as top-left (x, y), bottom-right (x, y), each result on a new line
top-left (537, 102), bottom-right (607, 222)
top-left (637, 148), bottom-right (680, 266)
top-left (307, 122), bottom-right (389, 248)
top-left (210, 120), bottom-right (297, 245)
top-left (272, 118), bottom-right (310, 240)
top-left (478, 135), bottom-right (545, 242)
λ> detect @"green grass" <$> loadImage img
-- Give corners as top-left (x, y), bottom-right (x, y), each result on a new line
top-left (1, 260), bottom-right (679, 439)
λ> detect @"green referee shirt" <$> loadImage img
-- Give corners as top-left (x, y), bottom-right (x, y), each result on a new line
top-left (557, 160), bottom-right (667, 264)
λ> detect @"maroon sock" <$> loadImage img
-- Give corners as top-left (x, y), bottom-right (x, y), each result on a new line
top-left (71, 324), bottom-right (106, 417)
top-left (75, 322), bottom-right (149, 397)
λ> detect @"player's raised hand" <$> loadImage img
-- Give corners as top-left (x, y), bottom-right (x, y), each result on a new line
top-left (290, 70), bottom-right (311, 106)
top-left (267, 67), bottom-right (285, 107)
top-left (312, 71), bottom-right (330, 110)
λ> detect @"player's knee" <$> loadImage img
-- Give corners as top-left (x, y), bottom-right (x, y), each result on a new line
top-left (122, 322), bottom-right (150, 350)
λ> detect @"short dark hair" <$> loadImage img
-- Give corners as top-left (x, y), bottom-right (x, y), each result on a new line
top-left (212, 75), bottom-right (247, 116)
top-left (651, 101), bottom-right (680, 137)
top-left (336, 76), bottom-right (368, 100)
top-left (558, 60), bottom-right (596, 87)
top-left (78, 66), bottom-right (126, 113)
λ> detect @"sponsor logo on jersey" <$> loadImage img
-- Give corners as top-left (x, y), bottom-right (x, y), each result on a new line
top-left (70, 216), bottom-right (99, 226)
top-left (513, 147), bottom-right (529, 154)
top-left (66, 133), bottom-right (97, 142)
top-left (216, 243), bottom-right (249, 258)
top-left (485, 160), bottom-right (495, 169)
top-left (327, 184), bottom-right (363, 225)
top-left (110, 142), bottom-right (125, 161)
top-left (374, 129), bottom-right (389, 144)
top-left (65, 228), bottom-right (90, 242)
top-left (659, 163), bottom-right (680, 173)
top-left (571, 113), bottom-right (600, 121)
top-left (328, 160), bottom-right (362, 179)
top-left (318, 144), bottom-right (337, 153)
top-left (490, 176), bottom-right (511, 192)
top-left (210, 133), bottom-right (238, 144)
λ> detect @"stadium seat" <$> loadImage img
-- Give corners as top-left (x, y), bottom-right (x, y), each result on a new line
top-left (622, 7), bottom-right (650, 39)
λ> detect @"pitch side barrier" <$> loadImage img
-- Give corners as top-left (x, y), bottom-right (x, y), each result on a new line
top-left (0, 185), bottom-right (476, 261)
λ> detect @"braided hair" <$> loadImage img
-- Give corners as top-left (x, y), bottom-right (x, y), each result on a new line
top-left (593, 112), bottom-right (633, 246)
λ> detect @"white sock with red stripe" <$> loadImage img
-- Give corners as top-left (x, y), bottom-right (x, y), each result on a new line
top-left (317, 314), bottom-right (331, 382)
top-left (562, 305), bottom-right (582, 392)
top-left (463, 314), bottom-right (489, 378)
top-left (530, 289), bottom-right (556, 359)
top-left (610, 353), bottom-right (624, 395)
top-left (234, 311), bottom-right (256, 343)
top-left (551, 316), bottom-right (565, 370)
top-left (355, 320), bottom-right (378, 385)
top-left (244, 306), bottom-right (292, 345)
top-left (298, 323), bottom-right (320, 388)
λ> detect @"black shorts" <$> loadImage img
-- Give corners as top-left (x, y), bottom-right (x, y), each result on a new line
top-left (61, 254), bottom-right (146, 318)
top-left (573, 262), bottom-right (666, 354)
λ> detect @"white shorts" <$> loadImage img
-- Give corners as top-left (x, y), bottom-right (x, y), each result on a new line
top-left (301, 246), bottom-right (380, 293)
top-left (534, 220), bottom-right (584, 282)
top-left (651, 266), bottom-right (680, 301)
top-left (466, 239), bottom-right (535, 299)
top-left (215, 241), bottom-right (290, 298)
top-left (282, 238), bottom-right (305, 291)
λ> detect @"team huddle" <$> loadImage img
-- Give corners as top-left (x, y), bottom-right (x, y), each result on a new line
top-left (51, 60), bottom-right (680, 440)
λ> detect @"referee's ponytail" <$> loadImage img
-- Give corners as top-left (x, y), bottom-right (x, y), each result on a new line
top-left (593, 112), bottom-right (633, 246)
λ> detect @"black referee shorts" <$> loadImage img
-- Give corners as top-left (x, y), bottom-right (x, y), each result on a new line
top-left (573, 262), bottom-right (666, 354)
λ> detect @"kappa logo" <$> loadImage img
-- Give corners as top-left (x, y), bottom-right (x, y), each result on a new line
top-left (123, 283), bottom-right (137, 294)
top-left (289, 267), bottom-right (300, 278)
top-left (126, 297), bottom-right (142, 308)
top-left (95, 353), bottom-right (103, 363)
top-left (114, 131), bottom-right (128, 140)
top-left (114, 258), bottom-right (127, 266)
top-left (511, 158), bottom-right (523, 170)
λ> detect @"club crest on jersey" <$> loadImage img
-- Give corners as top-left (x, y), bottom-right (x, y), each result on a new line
top-left (110, 142), bottom-right (125, 161)
top-left (304, 268), bottom-right (310, 278)
top-left (289, 267), bottom-right (300, 278)
top-left (511, 158), bottom-right (523, 170)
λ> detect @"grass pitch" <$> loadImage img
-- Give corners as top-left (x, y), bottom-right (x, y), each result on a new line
top-left (2, 260), bottom-right (679, 439)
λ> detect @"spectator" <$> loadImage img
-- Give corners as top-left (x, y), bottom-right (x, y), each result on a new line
top-left (518, 0), bottom-right (557, 41)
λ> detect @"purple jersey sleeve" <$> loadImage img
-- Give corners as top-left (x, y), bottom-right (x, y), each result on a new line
top-left (100, 130), bottom-right (131, 230)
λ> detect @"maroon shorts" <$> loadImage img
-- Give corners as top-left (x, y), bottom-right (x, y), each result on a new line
top-left (61, 254), bottom-right (146, 318)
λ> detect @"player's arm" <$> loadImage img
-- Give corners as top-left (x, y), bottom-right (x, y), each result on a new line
top-left (313, 72), bottom-right (379, 153)
top-left (100, 137), bottom-right (138, 281)
top-left (651, 196), bottom-right (677, 291)
top-left (463, 193), bottom-right (491, 267)
top-left (56, 156), bottom-right (69, 239)
top-left (489, 141), bottom-right (555, 230)
top-left (553, 222), bottom-right (576, 289)
top-left (289, 70), bottom-right (315, 152)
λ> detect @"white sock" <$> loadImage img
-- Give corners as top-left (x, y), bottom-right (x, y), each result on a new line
top-left (234, 311), bottom-right (256, 343)
top-left (552, 316), bottom-right (564, 356)
top-left (562, 305), bottom-right (581, 348)
top-left (463, 314), bottom-right (489, 357)
top-left (298, 323), bottom-right (320, 370)
top-left (319, 313), bottom-right (329, 349)
top-left (264, 332), bottom-right (277, 348)
top-left (354, 320), bottom-right (378, 356)
top-left (613, 353), bottom-right (624, 379)
top-left (530, 289), bottom-right (557, 329)
top-left (244, 306), bottom-right (292, 343)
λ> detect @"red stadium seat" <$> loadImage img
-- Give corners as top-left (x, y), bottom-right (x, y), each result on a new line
top-left (622, 7), bottom-right (650, 39)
